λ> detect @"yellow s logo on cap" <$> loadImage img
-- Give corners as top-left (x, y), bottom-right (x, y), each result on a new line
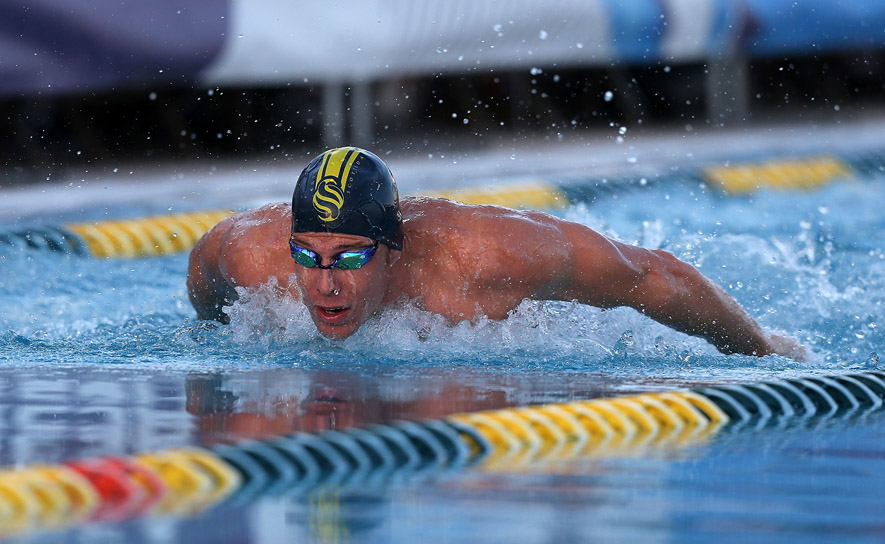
top-left (313, 148), bottom-right (360, 222)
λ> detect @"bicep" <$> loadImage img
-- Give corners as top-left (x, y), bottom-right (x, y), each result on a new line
top-left (558, 221), bottom-right (710, 316)
top-left (540, 220), bottom-right (670, 309)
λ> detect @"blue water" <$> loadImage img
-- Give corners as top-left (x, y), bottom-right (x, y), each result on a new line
top-left (1, 167), bottom-right (884, 543)
top-left (3, 169), bottom-right (882, 374)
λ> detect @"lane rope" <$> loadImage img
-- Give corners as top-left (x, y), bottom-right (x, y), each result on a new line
top-left (3, 149), bottom-right (884, 258)
top-left (1, 369), bottom-right (884, 538)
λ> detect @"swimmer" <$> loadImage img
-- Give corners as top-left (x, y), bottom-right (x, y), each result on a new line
top-left (187, 146), bottom-right (803, 358)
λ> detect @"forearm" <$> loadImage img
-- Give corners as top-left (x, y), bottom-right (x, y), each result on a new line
top-left (641, 258), bottom-right (773, 355)
top-left (651, 282), bottom-right (772, 355)
top-left (555, 223), bottom-right (789, 357)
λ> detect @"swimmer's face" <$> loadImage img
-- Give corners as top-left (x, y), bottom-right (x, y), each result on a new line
top-left (289, 232), bottom-right (396, 339)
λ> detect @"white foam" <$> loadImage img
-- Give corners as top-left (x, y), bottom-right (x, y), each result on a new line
top-left (218, 278), bottom-right (719, 366)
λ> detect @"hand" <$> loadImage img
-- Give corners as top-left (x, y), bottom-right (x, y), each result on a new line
top-left (768, 334), bottom-right (806, 361)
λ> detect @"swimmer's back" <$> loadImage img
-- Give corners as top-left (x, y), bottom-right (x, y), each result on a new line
top-left (396, 196), bottom-right (573, 320)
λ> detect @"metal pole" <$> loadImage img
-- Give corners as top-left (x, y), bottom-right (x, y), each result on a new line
top-left (350, 80), bottom-right (374, 148)
top-left (706, 55), bottom-right (750, 127)
top-left (322, 83), bottom-right (346, 147)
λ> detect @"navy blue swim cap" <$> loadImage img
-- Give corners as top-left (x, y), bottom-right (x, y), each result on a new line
top-left (291, 147), bottom-right (403, 250)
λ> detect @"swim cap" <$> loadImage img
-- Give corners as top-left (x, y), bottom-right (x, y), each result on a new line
top-left (291, 147), bottom-right (403, 250)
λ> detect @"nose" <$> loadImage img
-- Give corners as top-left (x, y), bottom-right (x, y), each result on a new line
top-left (316, 268), bottom-right (339, 296)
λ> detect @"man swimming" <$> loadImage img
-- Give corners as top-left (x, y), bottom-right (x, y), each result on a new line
top-left (187, 146), bottom-right (802, 357)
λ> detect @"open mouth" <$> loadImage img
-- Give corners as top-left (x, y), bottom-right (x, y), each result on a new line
top-left (316, 306), bottom-right (350, 323)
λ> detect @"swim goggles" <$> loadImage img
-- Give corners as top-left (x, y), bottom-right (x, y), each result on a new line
top-left (289, 240), bottom-right (379, 270)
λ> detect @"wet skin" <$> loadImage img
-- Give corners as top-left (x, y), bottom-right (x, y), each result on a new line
top-left (187, 197), bottom-right (804, 358)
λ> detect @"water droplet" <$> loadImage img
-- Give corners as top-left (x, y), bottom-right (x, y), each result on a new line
top-left (530, 67), bottom-right (542, 76)
top-left (538, 30), bottom-right (548, 40)
top-left (604, 91), bottom-right (613, 102)
top-left (618, 126), bottom-right (627, 135)
top-left (148, 92), bottom-right (157, 101)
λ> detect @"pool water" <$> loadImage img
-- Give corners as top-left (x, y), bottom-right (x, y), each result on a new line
top-left (1, 151), bottom-right (884, 542)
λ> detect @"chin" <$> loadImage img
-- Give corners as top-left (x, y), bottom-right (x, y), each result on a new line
top-left (315, 322), bottom-right (360, 340)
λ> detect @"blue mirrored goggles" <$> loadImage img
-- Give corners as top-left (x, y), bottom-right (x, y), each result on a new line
top-left (289, 240), bottom-right (379, 270)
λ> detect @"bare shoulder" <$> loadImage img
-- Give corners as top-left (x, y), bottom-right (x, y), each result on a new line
top-left (187, 203), bottom-right (293, 321)
top-left (403, 196), bottom-right (567, 248)
top-left (223, 202), bottom-right (291, 248)
top-left (193, 202), bottom-right (293, 289)
top-left (401, 196), bottom-right (563, 242)
top-left (399, 196), bottom-right (571, 286)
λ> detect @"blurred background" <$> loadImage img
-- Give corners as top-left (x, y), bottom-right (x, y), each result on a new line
top-left (1, 0), bottom-right (884, 187)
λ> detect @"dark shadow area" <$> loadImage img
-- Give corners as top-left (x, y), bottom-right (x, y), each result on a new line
top-left (1, 50), bottom-right (883, 185)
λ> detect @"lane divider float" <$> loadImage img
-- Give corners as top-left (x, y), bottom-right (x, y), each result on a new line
top-left (0, 210), bottom-right (234, 258)
top-left (1, 370), bottom-right (884, 538)
top-left (2, 149), bottom-right (884, 258)
top-left (704, 155), bottom-right (853, 194)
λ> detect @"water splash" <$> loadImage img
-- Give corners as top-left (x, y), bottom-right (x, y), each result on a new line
top-left (2, 175), bottom-right (882, 380)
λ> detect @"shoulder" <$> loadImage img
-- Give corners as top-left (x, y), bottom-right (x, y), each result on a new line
top-left (192, 202), bottom-right (293, 289)
top-left (192, 203), bottom-right (289, 261)
top-left (222, 202), bottom-right (291, 238)
top-left (399, 196), bottom-right (571, 284)
top-left (401, 196), bottom-right (566, 249)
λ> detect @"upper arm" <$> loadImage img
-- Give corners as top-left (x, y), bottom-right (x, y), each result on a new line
top-left (186, 204), bottom-right (295, 323)
top-left (452, 206), bottom-right (687, 314)
top-left (186, 218), bottom-right (238, 322)
top-left (538, 219), bottom-right (686, 311)
top-left (500, 210), bottom-right (778, 356)
top-left (552, 219), bottom-right (729, 326)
